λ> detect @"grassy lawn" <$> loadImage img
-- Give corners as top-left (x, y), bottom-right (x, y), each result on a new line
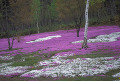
top-left (1, 49), bottom-right (71, 66)
top-left (0, 59), bottom-right (12, 63)
top-left (12, 56), bottom-right (40, 66)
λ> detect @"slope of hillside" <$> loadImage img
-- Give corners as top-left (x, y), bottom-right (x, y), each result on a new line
top-left (0, 26), bottom-right (120, 81)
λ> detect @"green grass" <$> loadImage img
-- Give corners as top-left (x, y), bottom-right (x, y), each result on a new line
top-left (67, 69), bottom-right (120, 81)
top-left (63, 53), bottom-right (111, 60)
top-left (12, 56), bottom-right (40, 66)
top-left (0, 75), bottom-right (56, 81)
top-left (55, 69), bottom-right (120, 81)
top-left (63, 49), bottom-right (120, 60)
top-left (92, 49), bottom-right (120, 56)
top-left (10, 49), bottom-right (70, 66)
top-left (0, 48), bottom-right (22, 52)
top-left (12, 54), bottom-right (23, 61)
top-left (56, 76), bottom-right (118, 81)
top-left (0, 59), bottom-right (12, 63)
top-left (41, 49), bottom-right (71, 58)
top-left (0, 71), bottom-right (119, 81)
top-left (11, 52), bottom-right (42, 66)
top-left (63, 54), bottom-right (106, 59)
top-left (105, 69), bottom-right (120, 76)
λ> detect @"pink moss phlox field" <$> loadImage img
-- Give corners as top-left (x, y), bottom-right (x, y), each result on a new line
top-left (0, 26), bottom-right (120, 57)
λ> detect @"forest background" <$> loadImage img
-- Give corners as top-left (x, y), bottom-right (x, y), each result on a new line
top-left (0, 0), bottom-right (120, 39)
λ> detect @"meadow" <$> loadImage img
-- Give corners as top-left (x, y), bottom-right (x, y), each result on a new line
top-left (0, 26), bottom-right (120, 81)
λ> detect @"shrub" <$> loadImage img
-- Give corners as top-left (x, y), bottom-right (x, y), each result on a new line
top-left (113, 15), bottom-right (120, 26)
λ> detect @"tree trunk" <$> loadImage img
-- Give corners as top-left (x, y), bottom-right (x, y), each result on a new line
top-left (8, 37), bottom-right (15, 50)
top-left (5, 0), bottom-right (12, 50)
top-left (11, 37), bottom-right (15, 48)
top-left (8, 38), bottom-right (11, 50)
top-left (36, 11), bottom-right (39, 33)
top-left (77, 25), bottom-right (80, 37)
top-left (82, 0), bottom-right (90, 49)
top-left (74, 18), bottom-right (80, 37)
top-left (77, 29), bottom-right (80, 37)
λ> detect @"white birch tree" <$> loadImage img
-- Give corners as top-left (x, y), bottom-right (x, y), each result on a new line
top-left (82, 0), bottom-right (90, 48)
top-left (82, 0), bottom-right (105, 48)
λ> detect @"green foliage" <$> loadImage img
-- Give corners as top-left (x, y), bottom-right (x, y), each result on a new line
top-left (20, 28), bottom-right (37, 36)
top-left (0, 59), bottom-right (11, 63)
top-left (9, 0), bottom-right (34, 25)
top-left (32, 0), bottom-right (41, 21)
top-left (12, 57), bottom-right (39, 66)
top-left (56, 0), bottom-right (85, 20)
top-left (0, 13), bottom-right (2, 18)
top-left (0, 32), bottom-right (7, 38)
top-left (90, 0), bottom-right (105, 6)
top-left (0, 0), bottom-right (119, 39)
top-left (113, 15), bottom-right (120, 26)
top-left (56, 0), bottom-right (85, 31)
top-left (48, 0), bottom-right (57, 19)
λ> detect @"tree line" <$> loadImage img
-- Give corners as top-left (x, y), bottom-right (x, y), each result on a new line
top-left (0, 0), bottom-right (120, 50)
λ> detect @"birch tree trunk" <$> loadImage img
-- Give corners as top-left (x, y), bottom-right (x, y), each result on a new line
top-left (82, 0), bottom-right (90, 48)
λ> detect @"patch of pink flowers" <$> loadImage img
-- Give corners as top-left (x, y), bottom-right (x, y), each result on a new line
top-left (0, 26), bottom-right (120, 57)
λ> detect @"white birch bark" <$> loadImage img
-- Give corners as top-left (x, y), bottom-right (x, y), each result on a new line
top-left (82, 0), bottom-right (90, 48)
